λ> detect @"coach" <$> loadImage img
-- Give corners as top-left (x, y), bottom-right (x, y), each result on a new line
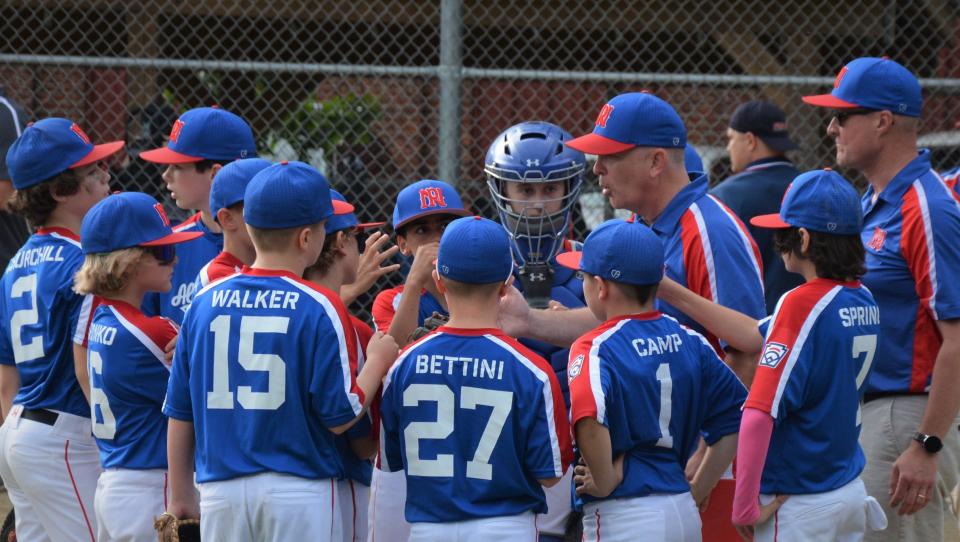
top-left (499, 92), bottom-right (766, 383)
top-left (804, 57), bottom-right (960, 541)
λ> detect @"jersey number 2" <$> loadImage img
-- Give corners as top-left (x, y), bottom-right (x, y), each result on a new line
top-left (403, 383), bottom-right (512, 480)
top-left (207, 315), bottom-right (288, 410)
top-left (10, 274), bottom-right (44, 363)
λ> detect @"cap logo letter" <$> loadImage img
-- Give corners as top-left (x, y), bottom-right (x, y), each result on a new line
top-left (418, 187), bottom-right (447, 209)
top-left (153, 203), bottom-right (170, 226)
top-left (833, 66), bottom-right (848, 89)
top-left (169, 119), bottom-right (185, 143)
top-left (70, 123), bottom-right (91, 145)
top-left (595, 104), bottom-right (614, 128)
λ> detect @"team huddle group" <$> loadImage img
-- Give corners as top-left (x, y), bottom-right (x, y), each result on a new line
top-left (0, 55), bottom-right (959, 542)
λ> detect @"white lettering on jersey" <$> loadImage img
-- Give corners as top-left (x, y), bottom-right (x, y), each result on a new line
top-left (9, 245), bottom-right (65, 269)
top-left (88, 323), bottom-right (117, 346)
top-left (414, 354), bottom-right (505, 380)
top-left (171, 282), bottom-right (197, 312)
top-left (838, 305), bottom-right (881, 327)
top-left (631, 333), bottom-right (683, 357)
top-left (210, 289), bottom-right (301, 311)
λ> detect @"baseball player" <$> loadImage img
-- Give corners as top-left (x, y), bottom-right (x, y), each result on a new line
top-left (138, 106), bottom-right (258, 324)
top-left (557, 218), bottom-right (745, 542)
top-left (371, 179), bottom-right (470, 343)
top-left (194, 157), bottom-right (273, 289)
top-left (304, 189), bottom-right (387, 542)
top-left (163, 161), bottom-right (398, 541)
top-left (657, 170), bottom-right (888, 540)
top-left (379, 216), bottom-right (573, 542)
top-left (0, 118), bottom-right (123, 541)
top-left (484, 120), bottom-right (587, 540)
top-left (73, 192), bottom-right (202, 541)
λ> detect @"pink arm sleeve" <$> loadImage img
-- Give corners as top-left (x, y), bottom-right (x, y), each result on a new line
top-left (731, 407), bottom-right (774, 526)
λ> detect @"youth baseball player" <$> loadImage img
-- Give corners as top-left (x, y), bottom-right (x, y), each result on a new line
top-left (0, 118), bottom-right (123, 541)
top-left (304, 189), bottom-right (386, 542)
top-left (557, 218), bottom-right (745, 542)
top-left (484, 120), bottom-right (587, 540)
top-left (74, 192), bottom-right (202, 541)
top-left (139, 106), bottom-right (258, 324)
top-left (163, 161), bottom-right (398, 541)
top-left (194, 157), bottom-right (273, 289)
top-left (379, 216), bottom-right (573, 542)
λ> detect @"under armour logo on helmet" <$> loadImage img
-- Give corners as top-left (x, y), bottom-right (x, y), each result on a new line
top-left (70, 123), bottom-right (91, 145)
top-left (169, 119), bottom-right (185, 143)
top-left (526, 159), bottom-right (540, 167)
top-left (528, 273), bottom-right (546, 282)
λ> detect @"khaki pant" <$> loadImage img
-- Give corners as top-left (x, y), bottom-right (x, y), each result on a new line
top-left (861, 395), bottom-right (960, 542)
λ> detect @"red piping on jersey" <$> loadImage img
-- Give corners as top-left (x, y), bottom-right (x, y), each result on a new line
top-left (349, 480), bottom-right (358, 541)
top-left (901, 187), bottom-right (939, 392)
top-left (434, 326), bottom-right (504, 336)
top-left (64, 440), bottom-right (95, 542)
top-left (36, 226), bottom-right (80, 240)
top-left (678, 210), bottom-right (722, 354)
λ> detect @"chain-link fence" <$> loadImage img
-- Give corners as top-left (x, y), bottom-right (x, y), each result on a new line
top-left (3, 0), bottom-right (959, 314)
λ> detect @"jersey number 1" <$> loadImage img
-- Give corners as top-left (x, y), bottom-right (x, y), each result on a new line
top-left (403, 383), bottom-right (512, 480)
top-left (206, 315), bottom-right (288, 410)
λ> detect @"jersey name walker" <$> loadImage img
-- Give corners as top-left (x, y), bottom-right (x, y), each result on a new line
top-left (163, 268), bottom-right (364, 483)
top-left (568, 312), bottom-right (746, 502)
top-left (860, 151), bottom-right (960, 394)
top-left (747, 279), bottom-right (879, 494)
top-left (650, 175), bottom-right (766, 353)
top-left (143, 212), bottom-right (222, 324)
top-left (0, 228), bottom-right (91, 417)
top-left (88, 299), bottom-right (177, 469)
top-left (379, 327), bottom-right (572, 523)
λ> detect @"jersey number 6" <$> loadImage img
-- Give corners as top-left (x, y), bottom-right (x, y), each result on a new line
top-left (403, 383), bottom-right (512, 481)
top-left (207, 315), bottom-right (288, 410)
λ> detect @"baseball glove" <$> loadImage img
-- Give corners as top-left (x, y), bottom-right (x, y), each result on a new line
top-left (407, 311), bottom-right (449, 342)
top-left (154, 512), bottom-right (201, 542)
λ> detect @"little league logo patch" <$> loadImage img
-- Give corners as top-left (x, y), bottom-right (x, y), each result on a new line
top-left (569, 354), bottom-right (585, 381)
top-left (760, 342), bottom-right (789, 369)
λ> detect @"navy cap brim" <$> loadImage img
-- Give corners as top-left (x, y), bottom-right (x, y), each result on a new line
top-left (758, 133), bottom-right (799, 152)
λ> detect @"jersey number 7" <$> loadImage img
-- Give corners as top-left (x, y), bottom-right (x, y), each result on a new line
top-left (403, 383), bottom-right (512, 481)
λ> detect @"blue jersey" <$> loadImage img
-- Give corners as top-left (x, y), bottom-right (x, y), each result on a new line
top-left (860, 151), bottom-right (960, 394)
top-left (568, 312), bottom-right (746, 502)
top-left (0, 228), bottom-right (91, 417)
top-left (143, 213), bottom-right (222, 324)
top-left (748, 279), bottom-right (879, 494)
top-left (163, 268), bottom-right (364, 483)
top-left (379, 327), bottom-right (573, 523)
top-left (651, 175), bottom-right (766, 353)
top-left (337, 315), bottom-right (375, 486)
top-left (88, 299), bottom-right (178, 469)
top-left (371, 285), bottom-right (445, 333)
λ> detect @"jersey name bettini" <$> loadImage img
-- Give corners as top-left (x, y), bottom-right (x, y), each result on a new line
top-left (8, 245), bottom-right (66, 269)
top-left (209, 288), bottom-right (300, 311)
top-left (838, 305), bottom-right (880, 328)
top-left (414, 353), bottom-right (506, 380)
top-left (88, 323), bottom-right (118, 346)
top-left (631, 333), bottom-right (683, 357)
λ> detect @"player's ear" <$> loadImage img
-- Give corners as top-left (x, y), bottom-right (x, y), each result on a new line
top-left (216, 208), bottom-right (234, 231)
top-left (745, 132), bottom-right (758, 152)
top-left (432, 269), bottom-right (446, 295)
top-left (395, 232), bottom-right (411, 256)
top-left (207, 162), bottom-right (223, 182)
top-left (595, 276), bottom-right (609, 300)
top-left (798, 227), bottom-right (811, 255)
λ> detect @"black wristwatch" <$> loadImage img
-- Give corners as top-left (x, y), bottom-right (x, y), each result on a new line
top-left (914, 432), bottom-right (944, 454)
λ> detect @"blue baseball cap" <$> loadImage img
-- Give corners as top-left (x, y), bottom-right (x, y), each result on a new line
top-left (81, 192), bottom-right (202, 254)
top-left (243, 161), bottom-right (353, 230)
top-left (556, 218), bottom-right (664, 286)
top-left (326, 189), bottom-right (386, 234)
top-left (6, 118), bottom-right (125, 190)
top-left (392, 179), bottom-right (470, 230)
top-left (209, 158), bottom-right (273, 222)
top-left (139, 107), bottom-right (257, 164)
top-left (566, 92), bottom-right (687, 156)
top-left (684, 144), bottom-right (704, 174)
top-left (750, 168), bottom-right (862, 235)
top-left (802, 57), bottom-right (922, 118)
top-left (436, 216), bottom-right (514, 284)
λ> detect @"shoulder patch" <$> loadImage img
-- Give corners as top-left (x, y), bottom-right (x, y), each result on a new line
top-left (760, 342), bottom-right (789, 369)
top-left (569, 353), bottom-right (585, 381)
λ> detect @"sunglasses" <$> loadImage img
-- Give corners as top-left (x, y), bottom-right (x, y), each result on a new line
top-left (833, 108), bottom-right (879, 126)
top-left (144, 245), bottom-right (176, 264)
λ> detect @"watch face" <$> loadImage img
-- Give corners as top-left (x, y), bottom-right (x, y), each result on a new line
top-left (926, 435), bottom-right (944, 453)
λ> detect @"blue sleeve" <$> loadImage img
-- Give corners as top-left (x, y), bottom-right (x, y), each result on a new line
top-left (309, 317), bottom-right (364, 428)
top-left (162, 324), bottom-right (193, 421)
top-left (923, 193), bottom-right (960, 320)
top-left (346, 411), bottom-right (372, 439)
top-left (522, 377), bottom-right (564, 480)
top-left (379, 374), bottom-right (404, 473)
top-left (700, 340), bottom-right (747, 445)
top-left (706, 218), bottom-right (766, 322)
